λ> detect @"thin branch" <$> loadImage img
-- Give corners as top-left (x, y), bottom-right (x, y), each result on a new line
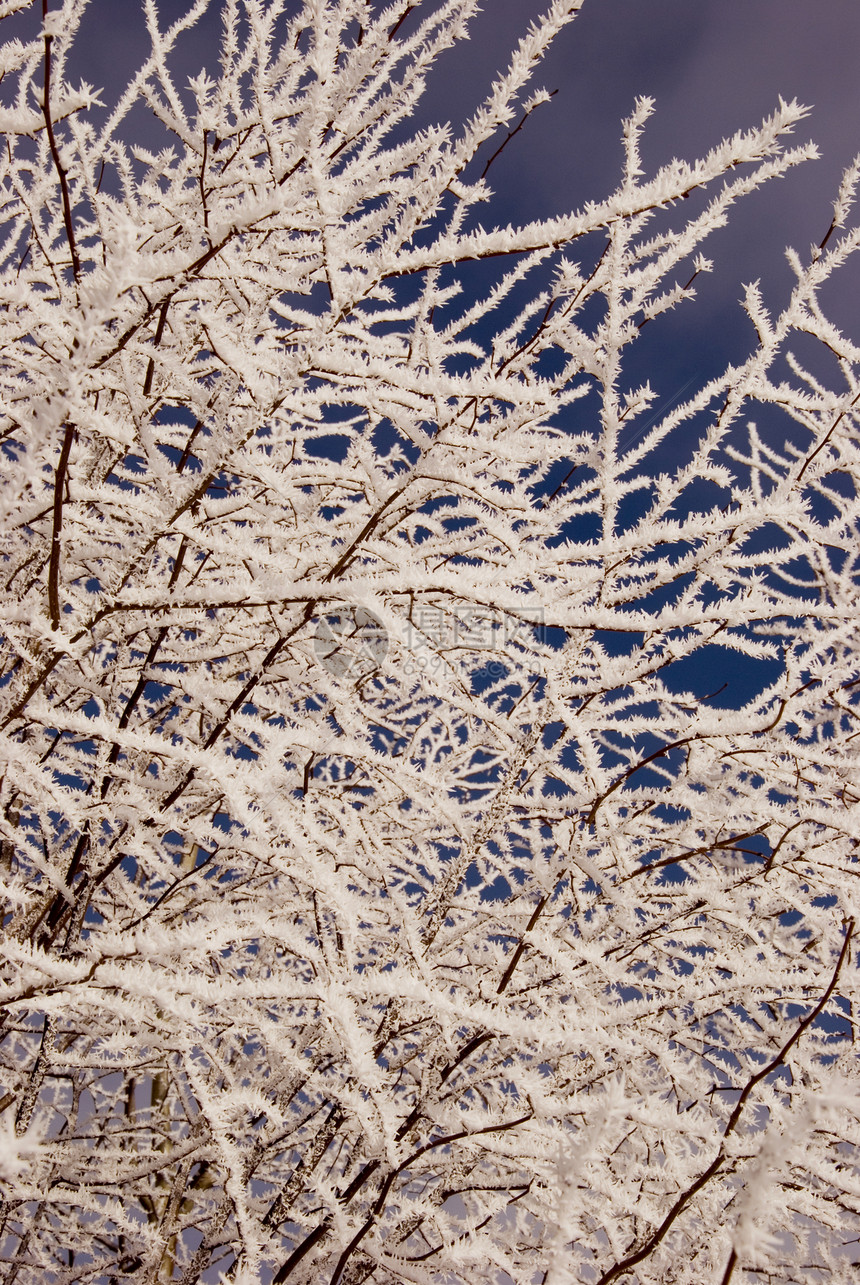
top-left (480, 91), bottom-right (557, 181)
top-left (328, 1109), bottom-right (534, 1285)
top-left (497, 889), bottom-right (551, 994)
top-left (41, 1), bottom-right (80, 283)
top-left (720, 1248), bottom-right (738, 1285)
top-left (387, 4), bottom-right (415, 42)
top-left (47, 423), bottom-right (74, 630)
top-left (594, 918), bottom-right (855, 1285)
top-left (142, 298), bottom-right (170, 397)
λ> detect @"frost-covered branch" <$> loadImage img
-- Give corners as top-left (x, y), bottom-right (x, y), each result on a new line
top-left (0, 1), bottom-right (858, 1282)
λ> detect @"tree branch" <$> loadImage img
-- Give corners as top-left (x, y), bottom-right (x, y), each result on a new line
top-left (47, 422), bottom-right (74, 630)
top-left (41, 1), bottom-right (80, 283)
top-left (594, 918), bottom-right (855, 1285)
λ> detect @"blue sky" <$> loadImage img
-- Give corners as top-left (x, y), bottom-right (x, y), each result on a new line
top-left (420, 0), bottom-right (860, 403)
top-left (13, 0), bottom-right (852, 429)
top-left (9, 0), bottom-right (857, 328)
top-left (4, 0), bottom-right (856, 687)
top-left (17, 0), bottom-right (849, 708)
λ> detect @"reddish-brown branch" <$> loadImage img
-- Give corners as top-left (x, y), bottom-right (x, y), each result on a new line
top-left (720, 1247), bottom-right (738, 1285)
top-left (586, 734), bottom-right (695, 826)
top-left (626, 825), bottom-right (769, 880)
top-left (594, 918), bottom-right (855, 1285)
top-left (272, 1219), bottom-right (331, 1284)
top-left (797, 386), bottom-right (860, 481)
top-left (497, 892), bottom-right (549, 994)
top-left (47, 422), bottom-right (74, 630)
top-left (328, 1109), bottom-right (533, 1285)
top-left (480, 92), bottom-right (558, 181)
top-left (41, 2), bottom-right (80, 283)
top-left (143, 298), bottom-right (171, 397)
top-left (387, 4), bottom-right (415, 42)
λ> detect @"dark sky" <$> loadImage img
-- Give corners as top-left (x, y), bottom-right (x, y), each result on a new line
top-left (11, 2), bottom-right (859, 283)
top-left (432, 0), bottom-right (860, 420)
top-left (4, 0), bottom-right (859, 404)
top-left (418, 0), bottom-right (860, 344)
top-left (0, 4), bottom-right (855, 706)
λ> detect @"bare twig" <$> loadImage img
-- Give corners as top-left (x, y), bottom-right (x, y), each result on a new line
top-left (480, 91), bottom-right (558, 181)
top-left (41, 1), bottom-right (80, 283)
top-left (47, 422), bottom-right (74, 630)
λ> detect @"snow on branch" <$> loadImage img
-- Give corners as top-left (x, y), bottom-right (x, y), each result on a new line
top-left (0, 1), bottom-right (858, 1282)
